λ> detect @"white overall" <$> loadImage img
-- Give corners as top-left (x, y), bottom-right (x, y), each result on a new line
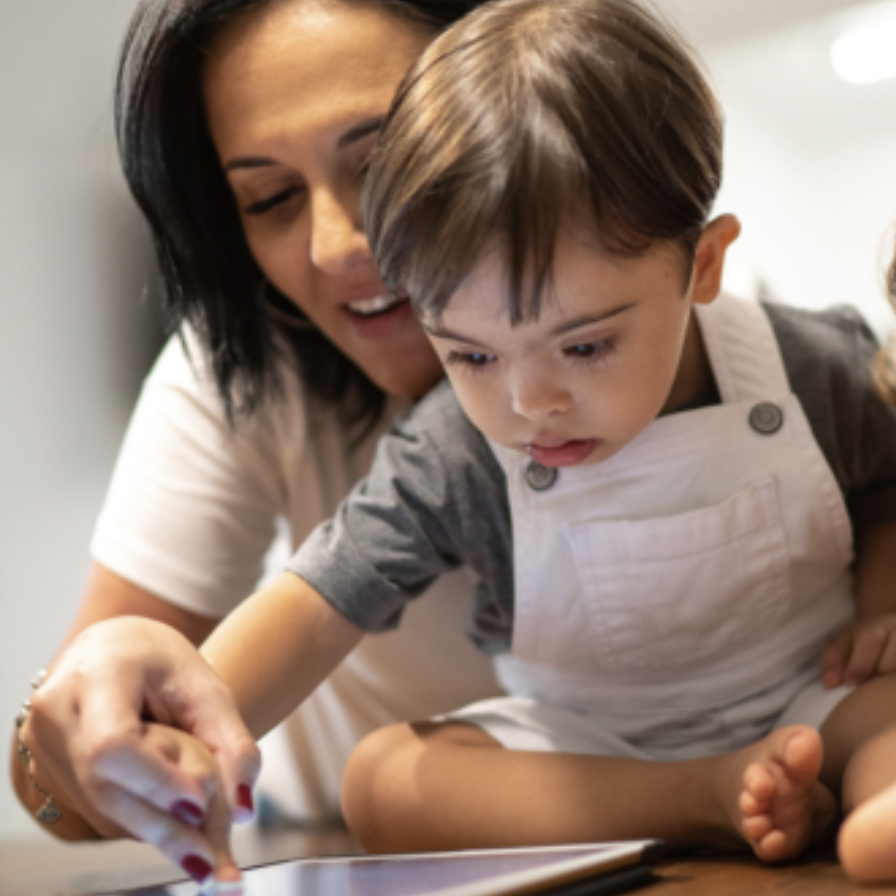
top-left (449, 293), bottom-right (855, 761)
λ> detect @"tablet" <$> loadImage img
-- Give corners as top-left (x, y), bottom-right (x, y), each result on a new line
top-left (115, 839), bottom-right (663, 896)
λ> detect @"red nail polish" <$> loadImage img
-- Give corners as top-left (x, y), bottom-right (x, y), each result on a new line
top-left (181, 854), bottom-right (213, 883)
top-left (237, 784), bottom-right (255, 814)
top-left (172, 800), bottom-right (204, 826)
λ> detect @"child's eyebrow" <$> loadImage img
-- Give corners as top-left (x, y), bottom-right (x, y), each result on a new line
top-left (420, 322), bottom-right (478, 344)
top-left (549, 302), bottom-right (636, 337)
top-left (422, 302), bottom-right (636, 343)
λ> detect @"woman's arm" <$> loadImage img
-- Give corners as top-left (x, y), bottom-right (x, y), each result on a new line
top-left (10, 562), bottom-right (255, 881)
top-left (62, 561), bottom-right (219, 649)
top-left (9, 562), bottom-right (218, 835)
top-left (11, 330), bottom-right (291, 831)
top-left (15, 565), bottom-right (360, 880)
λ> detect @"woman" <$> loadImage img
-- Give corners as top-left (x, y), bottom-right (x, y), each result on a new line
top-left (10, 0), bottom-right (498, 876)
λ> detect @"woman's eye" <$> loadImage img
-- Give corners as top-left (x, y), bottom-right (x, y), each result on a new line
top-left (564, 337), bottom-right (616, 364)
top-left (244, 186), bottom-right (302, 217)
top-left (444, 349), bottom-right (496, 371)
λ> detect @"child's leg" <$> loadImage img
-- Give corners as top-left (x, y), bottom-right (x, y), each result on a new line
top-left (818, 674), bottom-right (896, 882)
top-left (342, 718), bottom-right (838, 859)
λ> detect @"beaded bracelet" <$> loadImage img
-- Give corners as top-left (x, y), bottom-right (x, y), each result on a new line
top-left (15, 669), bottom-right (63, 826)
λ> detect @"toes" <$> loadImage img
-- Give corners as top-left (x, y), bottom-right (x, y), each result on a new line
top-left (781, 728), bottom-right (823, 788)
top-left (742, 812), bottom-right (773, 843)
top-left (755, 829), bottom-right (788, 863)
top-left (739, 788), bottom-right (765, 818)
top-left (743, 762), bottom-right (776, 808)
top-left (736, 726), bottom-right (826, 864)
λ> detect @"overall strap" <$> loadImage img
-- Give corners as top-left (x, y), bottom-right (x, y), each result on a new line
top-left (695, 293), bottom-right (791, 404)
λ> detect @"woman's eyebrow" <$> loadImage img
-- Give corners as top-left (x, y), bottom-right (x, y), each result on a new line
top-left (223, 155), bottom-right (276, 173)
top-left (336, 116), bottom-right (384, 150)
top-left (222, 117), bottom-right (385, 172)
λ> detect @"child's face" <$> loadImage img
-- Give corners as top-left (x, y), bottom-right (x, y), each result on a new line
top-left (422, 219), bottom-right (737, 467)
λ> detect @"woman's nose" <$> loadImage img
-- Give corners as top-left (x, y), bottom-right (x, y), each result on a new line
top-left (309, 188), bottom-right (370, 275)
top-left (511, 369), bottom-right (571, 421)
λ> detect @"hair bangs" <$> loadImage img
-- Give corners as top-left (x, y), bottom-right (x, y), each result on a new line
top-left (366, 0), bottom-right (723, 328)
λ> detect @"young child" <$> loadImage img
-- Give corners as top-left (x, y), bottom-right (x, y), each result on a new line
top-left (298, 0), bottom-right (896, 877)
top-left (47, 0), bottom-right (896, 883)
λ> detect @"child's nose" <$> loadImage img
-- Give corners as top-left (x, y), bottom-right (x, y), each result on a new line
top-left (511, 370), bottom-right (571, 421)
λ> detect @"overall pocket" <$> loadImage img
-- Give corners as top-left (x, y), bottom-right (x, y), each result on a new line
top-left (564, 478), bottom-right (790, 672)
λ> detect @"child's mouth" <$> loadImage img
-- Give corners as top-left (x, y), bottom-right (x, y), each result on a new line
top-left (526, 439), bottom-right (600, 468)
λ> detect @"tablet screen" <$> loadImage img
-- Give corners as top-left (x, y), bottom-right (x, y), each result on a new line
top-left (118, 840), bottom-right (662, 896)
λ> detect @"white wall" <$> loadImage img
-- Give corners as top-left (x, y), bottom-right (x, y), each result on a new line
top-left (0, 1), bottom-right (152, 840)
top-left (702, 10), bottom-right (896, 335)
top-left (1, 0), bottom-right (896, 843)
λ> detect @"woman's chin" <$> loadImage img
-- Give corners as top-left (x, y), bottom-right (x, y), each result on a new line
top-left (338, 303), bottom-right (443, 399)
top-left (367, 349), bottom-right (445, 401)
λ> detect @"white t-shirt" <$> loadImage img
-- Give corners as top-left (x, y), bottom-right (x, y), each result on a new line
top-left (91, 331), bottom-right (500, 821)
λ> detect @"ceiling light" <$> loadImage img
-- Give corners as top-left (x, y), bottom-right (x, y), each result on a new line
top-left (831, 17), bottom-right (896, 84)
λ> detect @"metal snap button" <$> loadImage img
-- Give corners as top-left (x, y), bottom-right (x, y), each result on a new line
top-left (749, 402), bottom-right (784, 435)
top-left (525, 460), bottom-right (558, 491)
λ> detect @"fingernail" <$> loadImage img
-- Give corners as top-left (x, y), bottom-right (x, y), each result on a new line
top-left (237, 784), bottom-right (254, 813)
top-left (236, 784), bottom-right (255, 819)
top-left (172, 800), bottom-right (205, 827)
top-left (181, 854), bottom-right (213, 883)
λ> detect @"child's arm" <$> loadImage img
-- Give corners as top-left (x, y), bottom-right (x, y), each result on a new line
top-left (200, 570), bottom-right (364, 738)
top-left (820, 520), bottom-right (896, 688)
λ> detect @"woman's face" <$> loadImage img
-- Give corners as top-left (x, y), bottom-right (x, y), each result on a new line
top-left (204, 0), bottom-right (444, 400)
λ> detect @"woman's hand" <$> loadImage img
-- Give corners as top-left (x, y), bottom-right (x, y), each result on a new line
top-left (19, 617), bottom-right (260, 878)
top-left (819, 615), bottom-right (896, 688)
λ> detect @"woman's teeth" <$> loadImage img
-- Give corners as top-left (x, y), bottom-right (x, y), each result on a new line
top-left (347, 294), bottom-right (404, 317)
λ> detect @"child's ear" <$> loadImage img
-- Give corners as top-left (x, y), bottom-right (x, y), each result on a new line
top-left (690, 214), bottom-right (741, 306)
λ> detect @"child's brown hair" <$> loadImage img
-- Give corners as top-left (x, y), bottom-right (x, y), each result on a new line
top-left (364, 0), bottom-right (724, 323)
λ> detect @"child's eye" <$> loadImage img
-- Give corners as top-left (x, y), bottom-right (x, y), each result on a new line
top-left (563, 337), bottom-right (616, 365)
top-left (244, 186), bottom-right (304, 217)
top-left (444, 349), bottom-right (497, 372)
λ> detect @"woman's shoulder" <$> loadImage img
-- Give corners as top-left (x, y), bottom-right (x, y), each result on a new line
top-left (144, 328), bottom-right (331, 441)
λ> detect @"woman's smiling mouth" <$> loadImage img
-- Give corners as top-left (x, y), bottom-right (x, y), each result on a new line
top-left (346, 293), bottom-right (407, 318)
top-left (342, 292), bottom-right (414, 338)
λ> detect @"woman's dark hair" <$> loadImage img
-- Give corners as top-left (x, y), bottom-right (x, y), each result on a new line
top-left (116, 0), bottom-right (483, 428)
top-left (365, 0), bottom-right (724, 324)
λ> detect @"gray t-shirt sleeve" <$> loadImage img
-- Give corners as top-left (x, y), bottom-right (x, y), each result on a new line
top-left (288, 380), bottom-right (513, 643)
top-left (766, 301), bottom-right (896, 527)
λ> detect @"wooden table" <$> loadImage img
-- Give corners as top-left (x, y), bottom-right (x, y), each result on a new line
top-left (0, 826), bottom-right (893, 896)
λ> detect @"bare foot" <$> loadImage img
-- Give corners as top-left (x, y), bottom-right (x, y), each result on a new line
top-left (723, 725), bottom-right (837, 863)
top-left (839, 781), bottom-right (896, 883)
